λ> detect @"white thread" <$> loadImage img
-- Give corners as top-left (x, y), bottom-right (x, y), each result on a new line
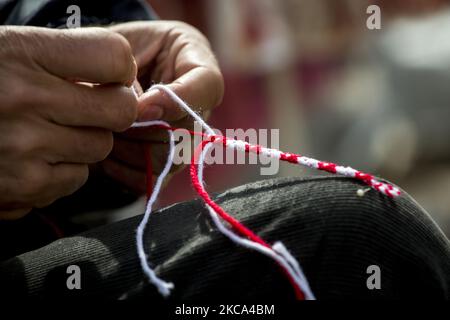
top-left (131, 83), bottom-right (214, 297)
top-left (337, 166), bottom-right (357, 177)
top-left (131, 85), bottom-right (139, 99)
top-left (272, 242), bottom-right (316, 300)
top-left (206, 205), bottom-right (315, 300)
top-left (133, 119), bottom-right (175, 297)
top-left (150, 84), bottom-right (215, 136)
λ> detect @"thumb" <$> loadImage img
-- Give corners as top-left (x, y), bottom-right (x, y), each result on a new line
top-left (137, 67), bottom-right (224, 122)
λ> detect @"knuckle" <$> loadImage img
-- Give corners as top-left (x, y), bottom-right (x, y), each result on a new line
top-left (20, 164), bottom-right (50, 198)
top-left (91, 130), bottom-right (114, 161)
top-left (71, 84), bottom-right (97, 118)
top-left (12, 127), bottom-right (41, 156)
top-left (171, 21), bottom-right (209, 44)
top-left (56, 165), bottom-right (89, 199)
top-left (114, 87), bottom-right (138, 131)
top-left (0, 67), bottom-right (53, 115)
top-left (30, 164), bottom-right (89, 207)
top-left (105, 32), bottom-right (135, 82)
top-left (171, 21), bottom-right (199, 34)
top-left (72, 165), bottom-right (89, 190)
top-left (0, 27), bottom-right (30, 58)
top-left (1, 76), bottom-right (32, 109)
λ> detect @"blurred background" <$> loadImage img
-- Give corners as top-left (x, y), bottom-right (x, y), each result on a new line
top-left (120, 0), bottom-right (450, 236)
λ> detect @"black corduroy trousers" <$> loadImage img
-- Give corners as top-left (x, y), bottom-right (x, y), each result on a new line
top-left (1, 176), bottom-right (449, 300)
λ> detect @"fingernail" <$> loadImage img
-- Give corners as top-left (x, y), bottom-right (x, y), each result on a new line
top-left (139, 105), bottom-right (164, 121)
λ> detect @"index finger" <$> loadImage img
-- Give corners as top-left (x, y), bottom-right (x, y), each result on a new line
top-left (137, 39), bottom-right (224, 122)
top-left (29, 27), bottom-right (137, 86)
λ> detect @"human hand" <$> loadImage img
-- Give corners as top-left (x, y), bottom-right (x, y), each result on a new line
top-left (0, 26), bottom-right (138, 219)
top-left (103, 21), bottom-right (224, 194)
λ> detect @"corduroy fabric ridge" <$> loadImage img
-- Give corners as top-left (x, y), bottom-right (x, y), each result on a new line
top-left (1, 176), bottom-right (449, 300)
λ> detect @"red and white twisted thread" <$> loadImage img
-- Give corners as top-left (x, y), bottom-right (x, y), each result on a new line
top-left (132, 84), bottom-right (401, 301)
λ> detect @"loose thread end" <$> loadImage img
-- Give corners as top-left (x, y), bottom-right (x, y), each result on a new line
top-left (158, 282), bottom-right (175, 298)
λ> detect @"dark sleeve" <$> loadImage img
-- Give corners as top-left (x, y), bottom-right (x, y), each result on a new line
top-left (3, 0), bottom-right (156, 27)
top-left (0, 0), bottom-right (17, 24)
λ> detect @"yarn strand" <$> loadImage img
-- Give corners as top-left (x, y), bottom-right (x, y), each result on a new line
top-left (132, 120), bottom-right (176, 297)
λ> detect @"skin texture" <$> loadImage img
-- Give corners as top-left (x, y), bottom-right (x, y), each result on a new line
top-left (0, 26), bottom-right (138, 220)
top-left (0, 22), bottom-right (224, 219)
top-left (104, 21), bottom-right (224, 194)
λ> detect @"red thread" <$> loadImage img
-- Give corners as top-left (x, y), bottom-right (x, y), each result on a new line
top-left (280, 153), bottom-right (299, 164)
top-left (318, 162), bottom-right (337, 174)
top-left (354, 172), bottom-right (375, 186)
top-left (189, 140), bottom-right (306, 300)
top-left (191, 141), bottom-right (267, 247)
